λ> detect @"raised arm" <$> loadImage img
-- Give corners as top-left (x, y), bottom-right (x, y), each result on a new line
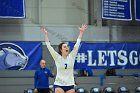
top-left (41, 27), bottom-right (59, 61)
top-left (41, 26), bottom-right (49, 42)
top-left (78, 24), bottom-right (87, 39)
top-left (70, 24), bottom-right (87, 57)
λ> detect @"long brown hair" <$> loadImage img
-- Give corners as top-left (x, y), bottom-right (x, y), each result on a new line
top-left (58, 42), bottom-right (66, 55)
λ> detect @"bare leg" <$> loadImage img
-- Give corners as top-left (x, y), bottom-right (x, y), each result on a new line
top-left (55, 88), bottom-right (65, 93)
top-left (66, 89), bottom-right (75, 93)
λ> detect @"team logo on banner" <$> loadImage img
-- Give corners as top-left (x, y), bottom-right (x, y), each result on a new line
top-left (0, 43), bottom-right (28, 70)
top-left (0, 42), bottom-right (42, 70)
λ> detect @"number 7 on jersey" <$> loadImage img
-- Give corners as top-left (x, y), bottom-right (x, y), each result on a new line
top-left (65, 64), bottom-right (67, 69)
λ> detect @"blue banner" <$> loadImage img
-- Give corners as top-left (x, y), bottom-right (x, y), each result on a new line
top-left (102, 0), bottom-right (132, 21)
top-left (135, 0), bottom-right (140, 21)
top-left (69, 42), bottom-right (140, 69)
top-left (0, 42), bottom-right (42, 70)
top-left (0, 0), bottom-right (25, 18)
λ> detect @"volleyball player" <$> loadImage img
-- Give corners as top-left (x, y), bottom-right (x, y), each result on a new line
top-left (41, 24), bottom-right (87, 93)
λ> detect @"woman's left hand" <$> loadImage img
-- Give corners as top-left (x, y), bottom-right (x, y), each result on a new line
top-left (79, 24), bottom-right (87, 33)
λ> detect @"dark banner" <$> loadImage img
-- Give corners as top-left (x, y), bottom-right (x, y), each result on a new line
top-left (0, 0), bottom-right (25, 18)
top-left (102, 0), bottom-right (132, 20)
top-left (69, 42), bottom-right (140, 69)
top-left (135, 0), bottom-right (140, 21)
top-left (0, 42), bottom-right (42, 70)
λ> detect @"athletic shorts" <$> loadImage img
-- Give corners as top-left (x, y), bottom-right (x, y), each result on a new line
top-left (54, 85), bottom-right (75, 92)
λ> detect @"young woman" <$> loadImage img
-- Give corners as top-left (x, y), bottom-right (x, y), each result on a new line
top-left (41, 24), bottom-right (87, 93)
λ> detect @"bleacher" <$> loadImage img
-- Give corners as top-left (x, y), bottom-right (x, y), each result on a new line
top-left (0, 70), bottom-right (140, 93)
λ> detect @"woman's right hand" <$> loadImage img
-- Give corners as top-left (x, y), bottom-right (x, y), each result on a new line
top-left (41, 26), bottom-right (49, 42)
top-left (41, 26), bottom-right (48, 35)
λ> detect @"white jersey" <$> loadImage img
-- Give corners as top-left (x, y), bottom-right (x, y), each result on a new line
top-left (46, 38), bottom-right (81, 86)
